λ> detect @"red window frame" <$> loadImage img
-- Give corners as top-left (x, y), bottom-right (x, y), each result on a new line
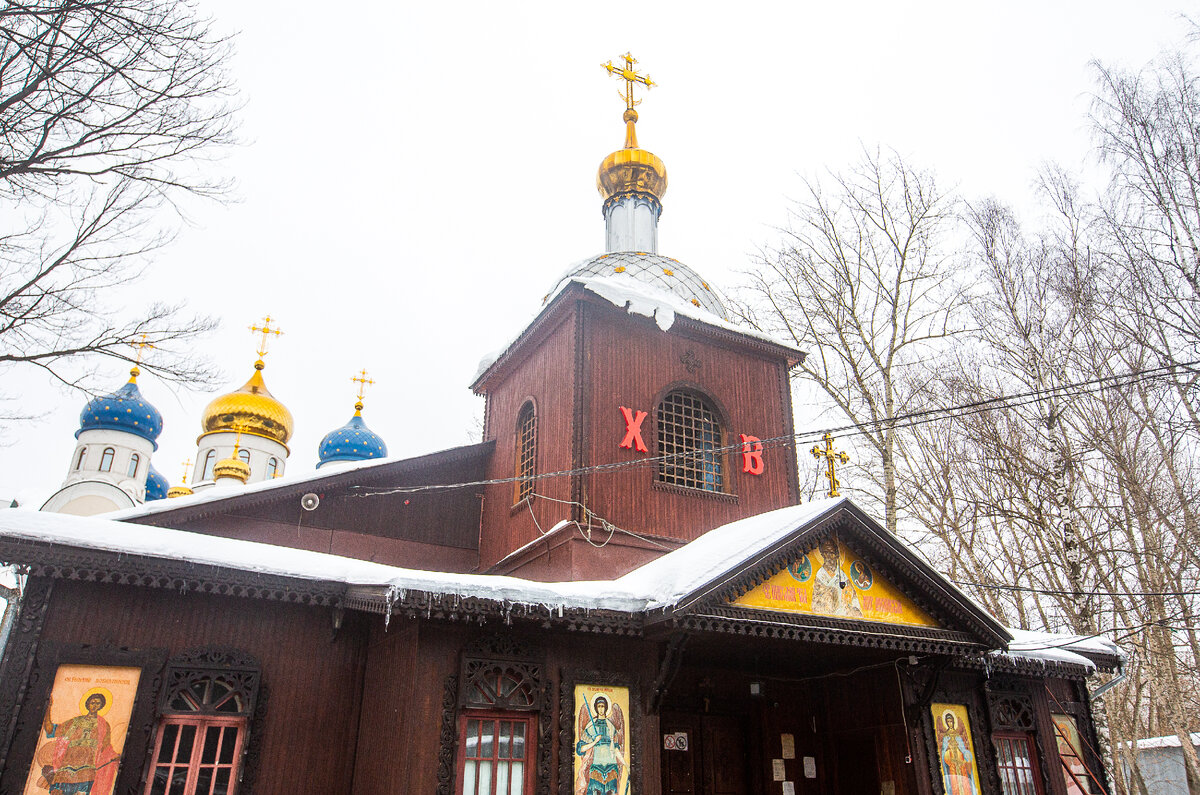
top-left (994, 731), bottom-right (1044, 795)
top-left (456, 711), bottom-right (536, 795)
top-left (144, 715), bottom-right (246, 795)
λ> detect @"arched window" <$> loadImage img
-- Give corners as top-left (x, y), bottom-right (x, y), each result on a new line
top-left (265, 458), bottom-right (279, 479)
top-left (656, 389), bottom-right (724, 492)
top-left (200, 450), bottom-right (217, 481)
top-left (74, 448), bottom-right (86, 470)
top-left (238, 449), bottom-right (250, 464)
top-left (146, 649), bottom-right (260, 795)
top-left (127, 453), bottom-right (140, 478)
top-left (99, 447), bottom-right (115, 473)
top-left (514, 401), bottom-right (537, 503)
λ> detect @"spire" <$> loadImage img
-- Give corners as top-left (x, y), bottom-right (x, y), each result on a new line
top-left (597, 52), bottom-right (667, 254)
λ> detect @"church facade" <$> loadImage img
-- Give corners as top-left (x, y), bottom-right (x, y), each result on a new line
top-left (1, 56), bottom-right (1118, 795)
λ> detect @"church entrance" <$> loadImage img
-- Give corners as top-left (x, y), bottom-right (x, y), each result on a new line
top-left (660, 711), bottom-right (751, 795)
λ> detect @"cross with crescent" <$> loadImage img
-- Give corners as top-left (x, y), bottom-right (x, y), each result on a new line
top-left (249, 315), bottom-right (283, 359)
top-left (352, 368), bottom-right (375, 404)
top-left (812, 433), bottom-right (850, 497)
top-left (602, 52), bottom-right (655, 110)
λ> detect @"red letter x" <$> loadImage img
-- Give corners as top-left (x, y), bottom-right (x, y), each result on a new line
top-left (740, 434), bottom-right (764, 475)
top-left (619, 406), bottom-right (648, 452)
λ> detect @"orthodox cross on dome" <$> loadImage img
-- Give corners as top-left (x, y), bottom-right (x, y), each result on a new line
top-left (603, 51), bottom-right (655, 110)
top-left (249, 315), bottom-right (283, 359)
top-left (180, 458), bottom-right (191, 485)
top-left (128, 332), bottom-right (154, 380)
top-left (352, 369), bottom-right (374, 403)
top-left (811, 433), bottom-right (850, 498)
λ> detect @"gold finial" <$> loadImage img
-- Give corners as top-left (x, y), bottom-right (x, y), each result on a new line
top-left (249, 315), bottom-right (283, 360)
top-left (180, 458), bottom-right (192, 485)
top-left (602, 52), bottom-right (655, 112)
top-left (811, 433), bottom-right (850, 498)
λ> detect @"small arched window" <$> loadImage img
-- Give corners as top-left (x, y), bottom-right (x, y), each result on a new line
top-left (514, 401), bottom-right (537, 503)
top-left (127, 453), bottom-right (140, 478)
top-left (200, 450), bottom-right (217, 481)
top-left (99, 447), bottom-right (115, 473)
top-left (74, 448), bottom-right (86, 470)
top-left (265, 458), bottom-right (279, 479)
top-left (238, 449), bottom-right (250, 464)
top-left (656, 389), bottom-right (725, 492)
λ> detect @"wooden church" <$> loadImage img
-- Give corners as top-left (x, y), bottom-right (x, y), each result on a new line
top-left (0, 56), bottom-right (1119, 795)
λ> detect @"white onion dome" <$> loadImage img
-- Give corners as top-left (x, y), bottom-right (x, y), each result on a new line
top-left (548, 251), bottom-right (729, 319)
top-left (145, 465), bottom-right (169, 501)
top-left (317, 402), bottom-right (388, 468)
top-left (77, 367), bottom-right (164, 449)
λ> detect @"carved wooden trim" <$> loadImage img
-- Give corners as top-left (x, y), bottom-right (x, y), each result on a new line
top-left (0, 540), bottom-right (345, 608)
top-left (572, 300), bottom-right (588, 527)
top-left (435, 673), bottom-right (459, 795)
top-left (0, 641), bottom-right (168, 795)
top-left (558, 669), bottom-right (642, 795)
top-left (0, 576), bottom-right (53, 778)
top-left (921, 674), bottom-right (1001, 795)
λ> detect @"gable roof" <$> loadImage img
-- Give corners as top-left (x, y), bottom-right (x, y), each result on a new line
top-left (618, 498), bottom-right (1012, 650)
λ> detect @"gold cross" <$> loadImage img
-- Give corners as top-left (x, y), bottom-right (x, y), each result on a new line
top-left (180, 458), bottom-right (192, 485)
top-left (352, 368), bottom-right (375, 403)
top-left (811, 433), bottom-right (850, 497)
top-left (602, 52), bottom-right (655, 110)
top-left (132, 333), bottom-right (154, 365)
top-left (249, 315), bottom-right (283, 358)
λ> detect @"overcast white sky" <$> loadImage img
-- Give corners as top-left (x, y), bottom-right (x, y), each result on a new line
top-left (2, 1), bottom-right (1192, 507)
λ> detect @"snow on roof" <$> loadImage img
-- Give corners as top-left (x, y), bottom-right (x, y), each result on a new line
top-left (614, 499), bottom-right (846, 609)
top-left (990, 627), bottom-right (1127, 672)
top-left (0, 508), bottom-right (646, 613)
top-left (1130, 733), bottom-right (1200, 750)
top-left (473, 268), bottom-right (802, 384)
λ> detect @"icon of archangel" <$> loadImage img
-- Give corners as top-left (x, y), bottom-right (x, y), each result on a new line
top-left (574, 691), bottom-right (627, 795)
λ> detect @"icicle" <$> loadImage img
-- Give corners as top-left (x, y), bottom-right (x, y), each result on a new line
top-left (383, 585), bottom-right (398, 631)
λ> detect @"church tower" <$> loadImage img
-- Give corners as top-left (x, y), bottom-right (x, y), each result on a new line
top-left (191, 317), bottom-right (293, 488)
top-left (41, 365), bottom-right (166, 515)
top-left (472, 55), bottom-right (804, 581)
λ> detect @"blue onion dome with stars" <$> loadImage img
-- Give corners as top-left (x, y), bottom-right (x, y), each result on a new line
top-left (317, 401), bottom-right (388, 468)
top-left (145, 464), bottom-right (169, 501)
top-left (76, 367), bottom-right (164, 449)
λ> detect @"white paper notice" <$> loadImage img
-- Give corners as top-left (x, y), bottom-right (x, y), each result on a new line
top-left (781, 733), bottom-right (795, 759)
top-left (803, 756), bottom-right (817, 779)
top-left (772, 759), bottom-right (786, 781)
top-left (782, 783), bottom-right (796, 795)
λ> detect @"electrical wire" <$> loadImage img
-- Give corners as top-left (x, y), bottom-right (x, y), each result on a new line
top-left (349, 359), bottom-right (1200, 498)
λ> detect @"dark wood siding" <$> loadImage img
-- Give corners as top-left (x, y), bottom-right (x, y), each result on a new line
top-left (35, 580), bottom-right (367, 795)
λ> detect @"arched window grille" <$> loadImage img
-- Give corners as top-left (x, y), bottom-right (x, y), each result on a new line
top-left (200, 450), bottom-right (217, 481)
top-left (514, 402), bottom-right (537, 503)
top-left (656, 389), bottom-right (724, 492)
top-left (265, 457), bottom-right (279, 479)
top-left (145, 649), bottom-right (260, 795)
top-left (74, 448), bottom-right (86, 470)
top-left (99, 447), bottom-right (115, 473)
top-left (127, 453), bottom-right (140, 478)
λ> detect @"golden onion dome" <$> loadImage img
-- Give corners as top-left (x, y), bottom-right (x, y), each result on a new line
top-left (597, 108), bottom-right (667, 203)
top-left (199, 360), bottom-right (294, 446)
top-left (167, 484), bottom-right (194, 499)
top-left (212, 455), bottom-right (250, 484)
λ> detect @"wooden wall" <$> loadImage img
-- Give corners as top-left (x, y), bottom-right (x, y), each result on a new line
top-left (28, 579), bottom-right (368, 795)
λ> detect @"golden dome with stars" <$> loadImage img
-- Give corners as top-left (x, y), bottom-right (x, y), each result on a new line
top-left (199, 359), bottom-right (294, 447)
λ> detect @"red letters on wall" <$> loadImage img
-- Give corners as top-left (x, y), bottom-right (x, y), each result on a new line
top-left (618, 406), bottom-right (649, 453)
top-left (740, 434), bottom-right (764, 475)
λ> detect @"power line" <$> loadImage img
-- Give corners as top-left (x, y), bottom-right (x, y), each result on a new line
top-left (352, 359), bottom-right (1200, 497)
top-left (954, 581), bottom-right (1200, 598)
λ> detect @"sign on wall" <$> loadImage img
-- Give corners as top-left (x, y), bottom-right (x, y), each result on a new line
top-left (573, 684), bottom-right (631, 795)
top-left (931, 703), bottom-right (983, 795)
top-left (22, 664), bottom-right (142, 795)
